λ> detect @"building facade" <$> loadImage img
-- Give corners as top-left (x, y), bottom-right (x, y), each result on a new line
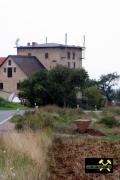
top-left (0, 55), bottom-right (45, 99)
top-left (17, 43), bottom-right (84, 70)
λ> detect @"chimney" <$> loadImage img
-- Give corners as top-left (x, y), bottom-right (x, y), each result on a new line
top-left (46, 37), bottom-right (47, 44)
top-left (65, 33), bottom-right (67, 46)
top-left (27, 42), bottom-right (30, 46)
top-left (32, 42), bottom-right (37, 46)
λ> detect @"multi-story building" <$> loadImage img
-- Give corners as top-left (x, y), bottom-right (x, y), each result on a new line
top-left (17, 42), bottom-right (84, 70)
top-left (0, 42), bottom-right (84, 99)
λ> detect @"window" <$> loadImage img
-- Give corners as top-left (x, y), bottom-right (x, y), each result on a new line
top-left (73, 52), bottom-right (75, 59)
top-left (4, 68), bottom-right (6, 73)
top-left (73, 62), bottom-right (76, 69)
top-left (45, 53), bottom-right (49, 59)
top-left (68, 62), bottom-right (70, 68)
top-left (17, 83), bottom-right (20, 90)
top-left (0, 83), bottom-right (3, 90)
top-left (67, 52), bottom-right (70, 59)
top-left (8, 60), bottom-right (11, 66)
top-left (28, 53), bottom-right (32, 56)
top-left (52, 60), bottom-right (57, 62)
top-left (14, 67), bottom-right (16, 73)
top-left (7, 68), bottom-right (12, 77)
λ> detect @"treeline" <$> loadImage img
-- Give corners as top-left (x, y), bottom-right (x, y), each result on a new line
top-left (18, 65), bottom-right (120, 109)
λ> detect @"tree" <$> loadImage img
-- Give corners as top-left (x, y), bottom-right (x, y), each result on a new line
top-left (19, 69), bottom-right (49, 106)
top-left (70, 68), bottom-right (89, 89)
top-left (83, 86), bottom-right (103, 109)
top-left (85, 78), bottom-right (98, 88)
top-left (97, 72), bottom-right (120, 103)
top-left (113, 89), bottom-right (120, 103)
top-left (49, 65), bottom-right (88, 107)
top-left (19, 65), bottom-right (88, 107)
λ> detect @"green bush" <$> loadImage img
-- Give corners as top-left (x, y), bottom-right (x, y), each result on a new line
top-left (11, 111), bottom-right (62, 131)
top-left (11, 106), bottom-right (84, 131)
top-left (83, 86), bottom-right (103, 109)
top-left (98, 115), bottom-right (120, 128)
top-left (109, 108), bottom-right (120, 115)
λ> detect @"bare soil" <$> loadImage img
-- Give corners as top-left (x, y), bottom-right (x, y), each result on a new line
top-left (49, 138), bottom-right (120, 180)
top-left (56, 128), bottom-right (106, 137)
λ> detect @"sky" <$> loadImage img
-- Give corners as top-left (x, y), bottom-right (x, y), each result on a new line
top-left (0, 0), bottom-right (120, 80)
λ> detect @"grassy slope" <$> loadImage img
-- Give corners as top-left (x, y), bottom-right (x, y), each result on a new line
top-left (0, 97), bottom-right (27, 110)
top-left (87, 108), bottom-right (120, 141)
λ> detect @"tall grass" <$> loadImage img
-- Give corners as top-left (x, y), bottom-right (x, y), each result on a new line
top-left (11, 105), bottom-right (84, 132)
top-left (0, 129), bottom-right (52, 180)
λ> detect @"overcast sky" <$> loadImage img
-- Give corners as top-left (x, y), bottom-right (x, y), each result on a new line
top-left (0, 0), bottom-right (120, 80)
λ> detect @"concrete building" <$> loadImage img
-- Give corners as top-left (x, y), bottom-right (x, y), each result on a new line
top-left (17, 42), bottom-right (84, 70)
top-left (0, 42), bottom-right (84, 99)
top-left (0, 55), bottom-right (45, 99)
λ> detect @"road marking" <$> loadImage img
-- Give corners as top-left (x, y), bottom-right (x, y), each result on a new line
top-left (0, 115), bottom-right (13, 125)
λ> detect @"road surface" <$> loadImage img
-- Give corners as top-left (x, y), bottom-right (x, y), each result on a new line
top-left (0, 110), bottom-right (25, 125)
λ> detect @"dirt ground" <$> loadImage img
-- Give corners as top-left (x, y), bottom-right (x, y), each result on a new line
top-left (49, 137), bottom-right (120, 180)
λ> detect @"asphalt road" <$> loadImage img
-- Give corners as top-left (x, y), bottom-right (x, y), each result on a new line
top-left (0, 110), bottom-right (25, 125)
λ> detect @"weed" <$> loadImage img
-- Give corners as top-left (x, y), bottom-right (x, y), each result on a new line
top-left (11, 106), bottom-right (84, 131)
top-left (98, 115), bottom-right (120, 128)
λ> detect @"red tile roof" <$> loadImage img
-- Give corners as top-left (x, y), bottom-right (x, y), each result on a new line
top-left (0, 57), bottom-right (6, 66)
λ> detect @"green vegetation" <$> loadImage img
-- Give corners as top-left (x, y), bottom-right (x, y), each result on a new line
top-left (0, 97), bottom-right (27, 110)
top-left (18, 64), bottom-right (120, 109)
top-left (88, 107), bottom-right (120, 141)
top-left (98, 114), bottom-right (120, 128)
top-left (83, 86), bottom-right (103, 109)
top-left (3, 105), bottom-right (120, 179)
top-left (19, 65), bottom-right (88, 107)
top-left (97, 72), bottom-right (120, 103)
top-left (87, 111), bottom-right (99, 119)
top-left (103, 133), bottom-right (120, 141)
top-left (11, 106), bottom-right (84, 132)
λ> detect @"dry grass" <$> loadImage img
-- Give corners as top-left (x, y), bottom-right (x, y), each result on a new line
top-left (0, 129), bottom-right (52, 180)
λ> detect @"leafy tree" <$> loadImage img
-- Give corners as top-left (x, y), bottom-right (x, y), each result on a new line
top-left (97, 72), bottom-right (120, 103)
top-left (19, 78), bottom-right (35, 106)
top-left (113, 89), bottom-right (120, 103)
top-left (19, 65), bottom-right (88, 107)
top-left (70, 68), bottom-right (89, 89)
top-left (19, 70), bottom-right (49, 106)
top-left (48, 65), bottom-right (88, 107)
top-left (83, 86), bottom-right (103, 109)
top-left (85, 78), bottom-right (98, 88)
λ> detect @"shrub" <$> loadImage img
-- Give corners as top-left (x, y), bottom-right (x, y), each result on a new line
top-left (109, 108), bottom-right (120, 115)
top-left (98, 115), bottom-right (120, 128)
top-left (11, 106), bottom-right (84, 131)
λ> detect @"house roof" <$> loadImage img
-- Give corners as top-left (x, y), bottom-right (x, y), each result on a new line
top-left (0, 57), bottom-right (6, 66)
top-left (17, 43), bottom-right (84, 49)
top-left (8, 55), bottom-right (46, 77)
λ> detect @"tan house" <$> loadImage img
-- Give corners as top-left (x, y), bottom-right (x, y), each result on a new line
top-left (0, 55), bottom-right (45, 99)
top-left (17, 43), bottom-right (84, 70)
